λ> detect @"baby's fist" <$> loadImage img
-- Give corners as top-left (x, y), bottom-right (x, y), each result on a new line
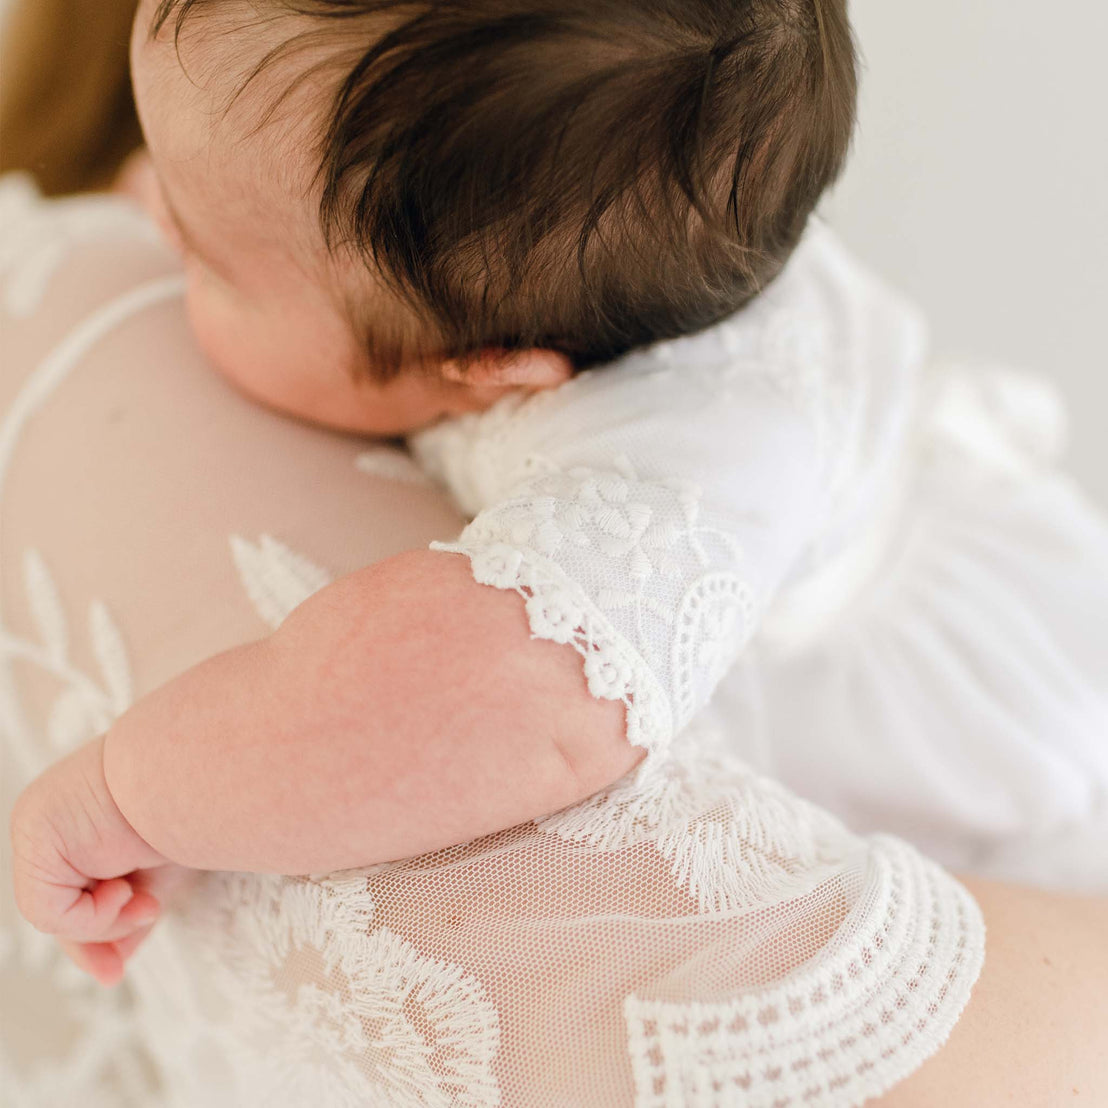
top-left (9, 734), bottom-right (193, 985)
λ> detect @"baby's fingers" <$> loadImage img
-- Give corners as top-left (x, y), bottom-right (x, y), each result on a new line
top-left (54, 878), bottom-right (159, 944)
top-left (59, 937), bottom-right (125, 987)
top-left (60, 920), bottom-right (159, 987)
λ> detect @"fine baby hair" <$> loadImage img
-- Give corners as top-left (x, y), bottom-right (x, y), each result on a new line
top-left (151, 0), bottom-right (858, 377)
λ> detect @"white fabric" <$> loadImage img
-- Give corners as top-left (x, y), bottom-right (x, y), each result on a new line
top-left (734, 394), bottom-right (1108, 889)
top-left (409, 224), bottom-right (926, 782)
top-left (0, 173), bottom-right (1016, 1106)
top-left (410, 226), bottom-right (1108, 891)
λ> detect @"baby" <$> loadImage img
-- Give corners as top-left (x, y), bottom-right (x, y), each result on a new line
top-left (14, 0), bottom-right (1108, 995)
top-left (9, 0), bottom-right (861, 983)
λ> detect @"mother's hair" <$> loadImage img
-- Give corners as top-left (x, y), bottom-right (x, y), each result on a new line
top-left (0, 0), bottom-right (144, 195)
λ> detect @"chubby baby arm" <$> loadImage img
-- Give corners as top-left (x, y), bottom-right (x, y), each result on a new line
top-left (11, 549), bottom-right (638, 982)
top-left (100, 547), bottom-right (639, 874)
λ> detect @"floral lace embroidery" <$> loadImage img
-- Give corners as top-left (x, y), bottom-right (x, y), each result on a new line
top-left (229, 533), bottom-right (334, 630)
top-left (432, 455), bottom-right (757, 772)
top-left (0, 192), bottom-right (194, 1103)
top-left (0, 173), bottom-right (165, 317)
top-left (437, 535), bottom-right (674, 774)
top-left (0, 273), bottom-right (180, 779)
top-left (535, 736), bottom-right (848, 913)
top-left (0, 548), bottom-right (131, 758)
top-left (170, 871), bottom-right (503, 1107)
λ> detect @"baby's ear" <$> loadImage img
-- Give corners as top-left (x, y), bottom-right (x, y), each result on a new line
top-left (441, 348), bottom-right (573, 392)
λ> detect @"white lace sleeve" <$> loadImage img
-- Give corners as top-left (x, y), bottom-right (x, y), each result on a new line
top-left (409, 226), bottom-right (928, 776)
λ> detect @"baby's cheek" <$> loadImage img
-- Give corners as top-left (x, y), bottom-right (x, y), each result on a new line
top-left (181, 278), bottom-right (450, 433)
top-left (182, 275), bottom-right (273, 403)
top-left (181, 278), bottom-right (351, 424)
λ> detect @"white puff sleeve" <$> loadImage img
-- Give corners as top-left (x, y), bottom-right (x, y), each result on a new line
top-left (409, 224), bottom-right (928, 780)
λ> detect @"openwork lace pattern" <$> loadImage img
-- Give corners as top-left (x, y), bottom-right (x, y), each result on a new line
top-left (431, 456), bottom-right (758, 772)
top-left (624, 835), bottom-right (984, 1107)
top-left (534, 738), bottom-right (850, 912)
top-left (435, 534), bottom-right (674, 774)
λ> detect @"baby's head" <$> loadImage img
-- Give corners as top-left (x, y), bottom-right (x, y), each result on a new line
top-left (130, 0), bottom-right (856, 433)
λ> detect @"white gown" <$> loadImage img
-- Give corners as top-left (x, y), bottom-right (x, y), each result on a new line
top-left (409, 221), bottom-right (1108, 894)
top-left (0, 172), bottom-right (1097, 1106)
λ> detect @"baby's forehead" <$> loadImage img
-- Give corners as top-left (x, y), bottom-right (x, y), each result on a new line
top-left (136, 8), bottom-right (334, 250)
top-left (142, 15), bottom-right (300, 157)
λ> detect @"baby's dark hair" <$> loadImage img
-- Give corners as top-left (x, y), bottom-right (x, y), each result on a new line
top-left (155, 0), bottom-right (857, 378)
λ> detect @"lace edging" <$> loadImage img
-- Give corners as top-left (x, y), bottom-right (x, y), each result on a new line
top-left (430, 538), bottom-right (674, 776)
top-left (623, 834), bottom-right (986, 1107)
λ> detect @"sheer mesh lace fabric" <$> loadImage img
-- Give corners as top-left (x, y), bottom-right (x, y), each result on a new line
top-left (1, 174), bottom-right (990, 1106)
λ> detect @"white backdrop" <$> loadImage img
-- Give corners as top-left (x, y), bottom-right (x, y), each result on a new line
top-left (827, 0), bottom-right (1108, 506)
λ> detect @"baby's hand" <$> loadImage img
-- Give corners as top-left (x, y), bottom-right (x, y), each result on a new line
top-left (9, 734), bottom-right (197, 986)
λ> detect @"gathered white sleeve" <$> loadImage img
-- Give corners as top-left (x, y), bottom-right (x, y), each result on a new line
top-left (409, 224), bottom-right (928, 778)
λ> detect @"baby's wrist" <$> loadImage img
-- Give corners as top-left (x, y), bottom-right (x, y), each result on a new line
top-left (59, 733), bottom-right (173, 875)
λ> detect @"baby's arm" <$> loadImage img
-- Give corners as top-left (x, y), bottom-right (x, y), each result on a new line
top-left (113, 547), bottom-right (638, 872)
top-left (10, 548), bottom-right (638, 982)
top-left (99, 548), bottom-right (638, 873)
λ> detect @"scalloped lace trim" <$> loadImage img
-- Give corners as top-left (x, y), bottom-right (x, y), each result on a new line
top-left (623, 834), bottom-right (986, 1107)
top-left (431, 538), bottom-right (674, 778)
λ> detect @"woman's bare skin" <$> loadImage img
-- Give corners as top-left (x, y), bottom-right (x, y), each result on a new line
top-left (875, 877), bottom-right (1108, 1107)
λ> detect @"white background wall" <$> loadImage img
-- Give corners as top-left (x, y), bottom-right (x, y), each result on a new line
top-left (826, 0), bottom-right (1108, 506)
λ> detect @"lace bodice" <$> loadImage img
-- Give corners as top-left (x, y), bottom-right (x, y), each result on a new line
top-left (0, 176), bottom-right (985, 1106)
top-left (409, 225), bottom-right (927, 777)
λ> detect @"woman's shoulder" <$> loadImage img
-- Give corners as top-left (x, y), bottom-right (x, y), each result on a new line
top-left (0, 172), bottom-right (178, 324)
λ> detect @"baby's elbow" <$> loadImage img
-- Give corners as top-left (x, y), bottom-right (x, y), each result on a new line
top-left (555, 704), bottom-right (646, 799)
